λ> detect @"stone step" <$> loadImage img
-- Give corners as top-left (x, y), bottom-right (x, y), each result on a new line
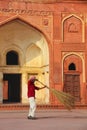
top-left (0, 104), bottom-right (87, 111)
top-left (0, 104), bottom-right (62, 111)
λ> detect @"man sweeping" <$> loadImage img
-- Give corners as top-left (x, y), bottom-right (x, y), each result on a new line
top-left (27, 76), bottom-right (46, 120)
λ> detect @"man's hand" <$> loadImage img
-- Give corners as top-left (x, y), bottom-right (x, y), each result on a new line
top-left (44, 85), bottom-right (47, 88)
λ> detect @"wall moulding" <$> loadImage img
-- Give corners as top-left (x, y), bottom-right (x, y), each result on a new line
top-left (0, 8), bottom-right (53, 16)
top-left (61, 13), bottom-right (84, 20)
top-left (1, 0), bottom-right (87, 3)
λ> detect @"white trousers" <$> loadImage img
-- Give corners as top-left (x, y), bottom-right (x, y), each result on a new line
top-left (28, 97), bottom-right (36, 117)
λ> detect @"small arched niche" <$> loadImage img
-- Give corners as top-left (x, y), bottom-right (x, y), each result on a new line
top-left (63, 15), bottom-right (83, 43)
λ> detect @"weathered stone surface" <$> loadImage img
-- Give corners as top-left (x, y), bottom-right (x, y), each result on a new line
top-left (0, 0), bottom-right (87, 106)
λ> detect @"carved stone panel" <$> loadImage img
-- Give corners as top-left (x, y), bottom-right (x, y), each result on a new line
top-left (63, 15), bottom-right (83, 43)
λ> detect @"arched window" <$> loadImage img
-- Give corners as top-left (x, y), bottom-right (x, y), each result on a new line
top-left (6, 51), bottom-right (19, 65)
top-left (68, 63), bottom-right (76, 70)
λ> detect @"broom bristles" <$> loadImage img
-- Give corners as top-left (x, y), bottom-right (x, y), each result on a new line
top-left (36, 80), bottom-right (75, 110)
top-left (50, 88), bottom-right (75, 110)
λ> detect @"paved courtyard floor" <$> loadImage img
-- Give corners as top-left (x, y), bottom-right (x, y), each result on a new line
top-left (0, 109), bottom-right (87, 130)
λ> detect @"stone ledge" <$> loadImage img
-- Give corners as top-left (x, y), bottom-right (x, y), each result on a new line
top-left (0, 104), bottom-right (87, 111)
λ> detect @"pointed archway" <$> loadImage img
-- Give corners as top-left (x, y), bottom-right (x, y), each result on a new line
top-left (0, 18), bottom-right (49, 104)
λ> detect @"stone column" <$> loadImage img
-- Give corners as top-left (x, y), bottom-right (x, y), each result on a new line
top-left (21, 73), bottom-right (28, 104)
top-left (0, 72), bottom-right (3, 103)
top-left (44, 71), bottom-right (49, 104)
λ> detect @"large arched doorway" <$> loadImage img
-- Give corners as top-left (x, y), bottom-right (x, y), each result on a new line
top-left (0, 19), bottom-right (49, 104)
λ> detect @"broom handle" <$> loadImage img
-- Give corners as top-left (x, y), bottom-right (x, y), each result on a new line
top-left (36, 80), bottom-right (49, 89)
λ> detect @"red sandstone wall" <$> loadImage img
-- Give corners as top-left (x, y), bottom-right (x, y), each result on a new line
top-left (0, 0), bottom-right (87, 105)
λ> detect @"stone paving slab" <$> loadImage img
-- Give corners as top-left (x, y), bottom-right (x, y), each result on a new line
top-left (0, 109), bottom-right (87, 130)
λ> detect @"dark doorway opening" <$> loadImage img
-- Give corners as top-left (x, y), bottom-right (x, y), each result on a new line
top-left (3, 74), bottom-right (21, 103)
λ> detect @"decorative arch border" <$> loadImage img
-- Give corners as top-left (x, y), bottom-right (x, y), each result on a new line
top-left (62, 52), bottom-right (85, 82)
top-left (1, 44), bottom-right (25, 66)
top-left (62, 14), bottom-right (85, 43)
top-left (0, 15), bottom-right (51, 47)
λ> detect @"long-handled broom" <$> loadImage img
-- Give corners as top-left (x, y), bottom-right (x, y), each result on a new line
top-left (36, 80), bottom-right (75, 111)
